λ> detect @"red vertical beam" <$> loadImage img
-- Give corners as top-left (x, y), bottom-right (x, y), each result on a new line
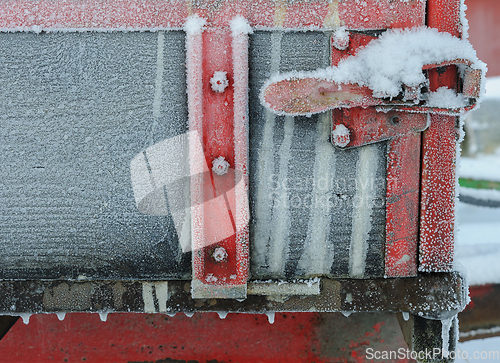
top-left (419, 0), bottom-right (461, 272)
top-left (385, 134), bottom-right (421, 277)
top-left (188, 16), bottom-right (249, 298)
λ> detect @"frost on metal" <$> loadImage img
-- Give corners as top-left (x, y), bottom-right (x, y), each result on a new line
top-left (210, 71), bottom-right (229, 93)
top-left (261, 26), bottom-right (486, 115)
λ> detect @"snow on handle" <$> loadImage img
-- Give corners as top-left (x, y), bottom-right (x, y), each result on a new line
top-left (260, 27), bottom-right (485, 117)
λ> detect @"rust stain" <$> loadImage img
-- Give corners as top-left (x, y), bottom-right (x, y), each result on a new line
top-left (43, 282), bottom-right (92, 310)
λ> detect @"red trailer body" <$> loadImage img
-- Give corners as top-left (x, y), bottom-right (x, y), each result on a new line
top-left (0, 0), bottom-right (484, 361)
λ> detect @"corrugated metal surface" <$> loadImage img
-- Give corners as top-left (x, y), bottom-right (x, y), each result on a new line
top-left (0, 30), bottom-right (386, 281)
top-left (0, 31), bottom-right (191, 280)
top-left (248, 31), bottom-right (387, 279)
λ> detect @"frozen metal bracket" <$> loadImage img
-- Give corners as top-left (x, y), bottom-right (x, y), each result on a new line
top-left (0, 273), bottom-right (466, 318)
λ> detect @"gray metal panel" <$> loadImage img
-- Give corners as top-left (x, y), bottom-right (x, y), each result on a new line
top-left (0, 31), bottom-right (191, 280)
top-left (248, 31), bottom-right (387, 279)
top-left (0, 30), bottom-right (387, 282)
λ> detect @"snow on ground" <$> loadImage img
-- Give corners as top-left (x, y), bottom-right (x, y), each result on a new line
top-left (461, 155), bottom-right (500, 182)
top-left (456, 201), bottom-right (500, 286)
top-left (484, 76), bottom-right (500, 99)
top-left (455, 336), bottom-right (500, 362)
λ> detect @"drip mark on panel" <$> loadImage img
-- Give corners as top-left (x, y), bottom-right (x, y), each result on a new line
top-left (254, 31), bottom-right (283, 271)
top-left (298, 112), bottom-right (335, 275)
top-left (349, 145), bottom-right (378, 278)
top-left (269, 115), bottom-right (294, 274)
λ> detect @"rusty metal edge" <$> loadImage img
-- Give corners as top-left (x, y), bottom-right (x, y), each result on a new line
top-left (0, 273), bottom-right (466, 317)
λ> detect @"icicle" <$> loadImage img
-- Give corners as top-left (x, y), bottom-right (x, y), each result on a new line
top-left (56, 312), bottom-right (66, 321)
top-left (217, 312), bottom-right (228, 319)
top-left (99, 311), bottom-right (109, 322)
top-left (19, 313), bottom-right (31, 325)
top-left (266, 312), bottom-right (275, 324)
top-left (441, 317), bottom-right (454, 358)
top-left (402, 312), bottom-right (409, 321)
top-left (184, 312), bottom-right (194, 318)
top-left (341, 311), bottom-right (352, 318)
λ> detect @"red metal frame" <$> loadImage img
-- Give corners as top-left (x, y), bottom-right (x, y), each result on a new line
top-left (0, 0), bottom-right (425, 30)
top-left (419, 0), bottom-right (462, 272)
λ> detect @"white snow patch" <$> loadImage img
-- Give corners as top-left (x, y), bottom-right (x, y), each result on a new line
top-left (184, 15), bottom-right (206, 35)
top-left (230, 16), bottom-right (253, 36)
top-left (455, 202), bottom-right (500, 285)
top-left (484, 76), bottom-right (500, 99)
top-left (341, 311), bottom-right (352, 318)
top-left (460, 155), bottom-right (500, 182)
top-left (184, 312), bottom-right (194, 318)
top-left (402, 312), bottom-right (410, 321)
top-left (427, 87), bottom-right (467, 108)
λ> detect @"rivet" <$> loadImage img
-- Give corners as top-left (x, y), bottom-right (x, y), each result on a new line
top-left (212, 156), bottom-right (230, 176)
top-left (212, 247), bottom-right (228, 263)
top-left (332, 124), bottom-right (350, 147)
top-left (210, 71), bottom-right (229, 93)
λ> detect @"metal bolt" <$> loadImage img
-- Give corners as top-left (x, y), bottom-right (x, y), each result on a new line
top-left (210, 71), bottom-right (229, 93)
top-left (332, 124), bottom-right (350, 147)
top-left (212, 156), bottom-right (230, 176)
top-left (212, 247), bottom-right (228, 263)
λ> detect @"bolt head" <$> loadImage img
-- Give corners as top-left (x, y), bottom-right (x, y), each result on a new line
top-left (212, 247), bottom-right (228, 263)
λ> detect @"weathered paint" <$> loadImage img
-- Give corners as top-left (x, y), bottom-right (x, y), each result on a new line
top-left (418, 0), bottom-right (462, 272)
top-left (0, 0), bottom-right (426, 31)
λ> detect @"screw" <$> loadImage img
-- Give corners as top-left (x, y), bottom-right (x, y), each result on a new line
top-left (212, 156), bottom-right (230, 176)
top-left (212, 247), bottom-right (228, 263)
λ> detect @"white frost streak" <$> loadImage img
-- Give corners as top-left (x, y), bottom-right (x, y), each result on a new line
top-left (152, 31), bottom-right (164, 118)
top-left (142, 282), bottom-right (170, 313)
top-left (254, 31), bottom-right (282, 271)
top-left (349, 146), bottom-right (378, 278)
top-left (142, 282), bottom-right (156, 313)
top-left (298, 112), bottom-right (335, 275)
top-left (269, 115), bottom-right (294, 274)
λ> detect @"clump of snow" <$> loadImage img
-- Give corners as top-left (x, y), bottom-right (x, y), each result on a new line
top-left (332, 27), bottom-right (349, 50)
top-left (230, 16), bottom-right (253, 36)
top-left (402, 312), bottom-right (410, 321)
top-left (210, 71), bottom-right (229, 93)
top-left (427, 87), bottom-right (467, 108)
top-left (184, 15), bottom-right (206, 35)
top-left (262, 26), bottom-right (485, 112)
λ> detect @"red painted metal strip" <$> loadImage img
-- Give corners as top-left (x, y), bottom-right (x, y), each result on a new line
top-left (0, 0), bottom-right (425, 31)
top-left (385, 134), bottom-right (421, 277)
top-left (188, 17), bottom-right (249, 298)
top-left (330, 108), bottom-right (427, 149)
top-left (420, 0), bottom-right (461, 272)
